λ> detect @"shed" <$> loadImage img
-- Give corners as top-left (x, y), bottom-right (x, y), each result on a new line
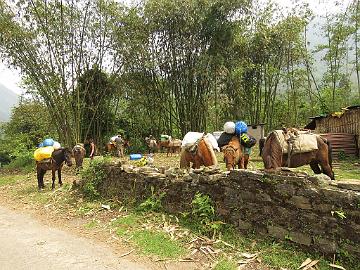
top-left (247, 123), bottom-right (266, 143)
top-left (305, 105), bottom-right (360, 157)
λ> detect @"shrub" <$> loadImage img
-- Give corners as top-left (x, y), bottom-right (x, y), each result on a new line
top-left (80, 158), bottom-right (109, 199)
top-left (137, 186), bottom-right (165, 212)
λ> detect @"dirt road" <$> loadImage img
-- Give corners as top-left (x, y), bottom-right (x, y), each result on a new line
top-left (0, 205), bottom-right (149, 270)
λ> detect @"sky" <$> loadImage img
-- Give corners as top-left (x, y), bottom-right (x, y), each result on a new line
top-left (0, 0), bottom-right (353, 95)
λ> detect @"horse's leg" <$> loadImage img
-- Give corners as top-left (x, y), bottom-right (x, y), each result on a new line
top-left (319, 162), bottom-right (335, 180)
top-left (51, 169), bottom-right (56, 190)
top-left (310, 160), bottom-right (321, 174)
top-left (37, 168), bottom-right (46, 190)
top-left (58, 168), bottom-right (63, 187)
top-left (244, 155), bottom-right (249, 169)
top-left (239, 157), bottom-right (244, 169)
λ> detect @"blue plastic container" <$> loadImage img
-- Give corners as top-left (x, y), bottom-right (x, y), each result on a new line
top-left (129, 154), bottom-right (142, 160)
top-left (38, 142), bottom-right (44, 148)
top-left (43, 138), bottom-right (54, 147)
top-left (235, 121), bottom-right (248, 135)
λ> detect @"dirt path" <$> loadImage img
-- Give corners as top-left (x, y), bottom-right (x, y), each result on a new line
top-left (0, 205), bottom-right (149, 270)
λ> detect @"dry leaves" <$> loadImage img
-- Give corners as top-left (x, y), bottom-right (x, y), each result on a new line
top-left (298, 258), bottom-right (319, 270)
top-left (237, 252), bottom-right (259, 269)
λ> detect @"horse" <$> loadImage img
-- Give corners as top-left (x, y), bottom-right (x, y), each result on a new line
top-left (145, 137), bottom-right (158, 154)
top-left (105, 140), bottom-right (130, 156)
top-left (160, 138), bottom-right (182, 156)
top-left (73, 144), bottom-right (86, 169)
top-left (222, 136), bottom-right (249, 170)
top-left (180, 136), bottom-right (218, 169)
top-left (261, 129), bottom-right (334, 180)
top-left (36, 147), bottom-right (73, 190)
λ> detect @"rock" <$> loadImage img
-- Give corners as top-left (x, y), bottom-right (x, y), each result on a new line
top-left (314, 238), bottom-right (338, 254)
top-left (337, 180), bottom-right (360, 192)
top-left (122, 164), bottom-right (134, 173)
top-left (238, 219), bottom-right (252, 230)
top-left (267, 225), bottom-right (288, 239)
top-left (287, 196), bottom-right (312, 210)
top-left (289, 231), bottom-right (312, 246)
top-left (308, 174), bottom-right (332, 185)
top-left (275, 183), bottom-right (296, 197)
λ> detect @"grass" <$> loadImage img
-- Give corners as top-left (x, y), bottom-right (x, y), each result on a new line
top-left (112, 213), bottom-right (140, 227)
top-left (213, 258), bottom-right (238, 270)
top-left (0, 174), bottom-right (25, 186)
top-left (132, 230), bottom-right (186, 259)
top-left (84, 219), bottom-right (98, 229)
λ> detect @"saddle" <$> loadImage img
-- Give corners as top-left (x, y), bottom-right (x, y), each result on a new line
top-left (273, 128), bottom-right (319, 167)
top-left (184, 135), bottom-right (204, 155)
top-left (37, 158), bottom-right (53, 164)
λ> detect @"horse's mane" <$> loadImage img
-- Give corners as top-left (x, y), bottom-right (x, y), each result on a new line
top-left (202, 137), bottom-right (218, 166)
top-left (223, 136), bottom-right (241, 162)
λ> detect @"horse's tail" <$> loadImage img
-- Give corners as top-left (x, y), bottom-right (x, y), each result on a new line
top-left (203, 137), bottom-right (218, 166)
top-left (259, 137), bottom-right (266, 156)
top-left (325, 138), bottom-right (333, 168)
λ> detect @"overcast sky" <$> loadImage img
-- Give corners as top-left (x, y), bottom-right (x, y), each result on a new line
top-left (0, 0), bottom-right (352, 95)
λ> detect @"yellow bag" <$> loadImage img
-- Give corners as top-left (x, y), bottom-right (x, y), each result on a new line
top-left (34, 146), bottom-right (55, 161)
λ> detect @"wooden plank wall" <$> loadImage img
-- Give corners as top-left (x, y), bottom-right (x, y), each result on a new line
top-left (314, 108), bottom-right (360, 157)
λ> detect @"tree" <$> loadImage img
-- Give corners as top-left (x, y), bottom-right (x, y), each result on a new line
top-left (0, 0), bottom-right (125, 145)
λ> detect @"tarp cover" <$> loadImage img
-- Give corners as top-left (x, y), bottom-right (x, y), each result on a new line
top-left (217, 132), bottom-right (234, 148)
top-left (182, 132), bottom-right (220, 152)
top-left (34, 146), bottom-right (54, 161)
top-left (273, 130), bottom-right (318, 154)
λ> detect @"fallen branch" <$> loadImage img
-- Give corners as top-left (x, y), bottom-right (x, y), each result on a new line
top-left (119, 249), bottom-right (134, 258)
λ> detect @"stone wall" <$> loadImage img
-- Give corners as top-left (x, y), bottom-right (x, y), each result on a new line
top-left (97, 164), bottom-right (360, 257)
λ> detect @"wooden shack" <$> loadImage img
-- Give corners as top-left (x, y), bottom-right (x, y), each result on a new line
top-left (305, 105), bottom-right (360, 157)
top-left (247, 123), bottom-right (266, 143)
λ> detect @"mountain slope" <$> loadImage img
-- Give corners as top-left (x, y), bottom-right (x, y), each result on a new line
top-left (0, 83), bottom-right (19, 122)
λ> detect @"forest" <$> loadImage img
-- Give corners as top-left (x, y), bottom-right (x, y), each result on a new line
top-left (0, 0), bottom-right (359, 159)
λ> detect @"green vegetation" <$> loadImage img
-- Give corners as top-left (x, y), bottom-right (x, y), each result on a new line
top-left (137, 186), bottom-right (165, 212)
top-left (84, 219), bottom-right (98, 229)
top-left (190, 192), bottom-right (224, 236)
top-left (80, 157), bottom-right (109, 199)
top-left (0, 174), bottom-right (24, 186)
top-left (213, 258), bottom-right (238, 270)
top-left (132, 230), bottom-right (186, 259)
top-left (1, 0), bottom-right (360, 148)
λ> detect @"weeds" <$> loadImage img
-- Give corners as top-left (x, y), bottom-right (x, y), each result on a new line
top-left (190, 192), bottom-right (224, 237)
top-left (213, 258), bottom-right (237, 270)
top-left (137, 186), bottom-right (165, 212)
top-left (132, 230), bottom-right (185, 258)
top-left (80, 158), bottom-right (109, 199)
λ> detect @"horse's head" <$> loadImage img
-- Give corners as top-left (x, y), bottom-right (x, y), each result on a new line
top-left (63, 147), bottom-right (73, 167)
top-left (222, 145), bottom-right (237, 170)
top-left (72, 145), bottom-right (85, 168)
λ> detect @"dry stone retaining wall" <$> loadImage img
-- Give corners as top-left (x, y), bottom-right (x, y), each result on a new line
top-left (97, 164), bottom-right (360, 257)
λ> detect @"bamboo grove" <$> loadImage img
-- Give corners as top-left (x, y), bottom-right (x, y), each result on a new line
top-left (0, 0), bottom-right (359, 146)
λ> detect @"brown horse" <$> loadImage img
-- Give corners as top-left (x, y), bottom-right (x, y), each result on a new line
top-left (105, 141), bottom-right (130, 156)
top-left (160, 138), bottom-right (182, 156)
top-left (180, 137), bottom-right (218, 169)
top-left (261, 130), bottom-right (334, 179)
top-left (73, 144), bottom-right (86, 169)
top-left (145, 138), bottom-right (158, 154)
top-left (36, 147), bottom-right (73, 190)
top-left (222, 136), bottom-right (249, 170)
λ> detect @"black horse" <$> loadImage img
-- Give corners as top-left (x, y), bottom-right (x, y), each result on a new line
top-left (36, 147), bottom-right (73, 190)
